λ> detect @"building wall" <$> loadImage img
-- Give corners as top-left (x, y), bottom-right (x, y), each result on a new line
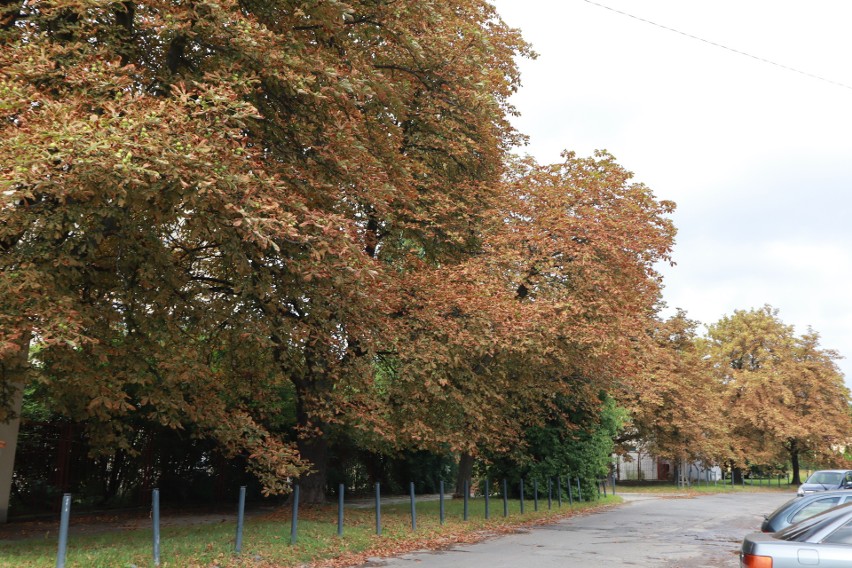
top-left (614, 451), bottom-right (721, 482)
top-left (615, 451), bottom-right (666, 481)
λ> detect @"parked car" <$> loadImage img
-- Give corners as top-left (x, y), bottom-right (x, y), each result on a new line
top-left (797, 469), bottom-right (852, 496)
top-left (762, 490), bottom-right (852, 532)
top-left (741, 502), bottom-right (852, 567)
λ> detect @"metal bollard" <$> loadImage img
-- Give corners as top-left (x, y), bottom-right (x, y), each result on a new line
top-left (375, 482), bottom-right (382, 536)
top-left (484, 477), bottom-right (490, 519)
top-left (290, 484), bottom-right (300, 545)
top-left (152, 488), bottom-right (161, 566)
top-left (439, 480), bottom-right (445, 525)
top-left (410, 482), bottom-right (416, 531)
top-left (463, 480), bottom-right (469, 521)
top-left (235, 486), bottom-right (246, 553)
top-left (567, 476), bottom-right (574, 506)
top-left (502, 479), bottom-right (508, 517)
top-left (338, 483), bottom-right (345, 536)
top-left (520, 479), bottom-right (525, 513)
top-left (55, 493), bottom-right (71, 568)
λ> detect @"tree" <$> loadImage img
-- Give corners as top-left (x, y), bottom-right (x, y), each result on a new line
top-left (627, 310), bottom-right (729, 473)
top-left (1, 0), bottom-right (531, 503)
top-left (377, 152), bottom-right (676, 493)
top-left (484, 394), bottom-right (627, 500)
top-left (705, 306), bottom-right (852, 483)
top-left (784, 330), bottom-right (852, 484)
top-left (1, 0), bottom-right (681, 507)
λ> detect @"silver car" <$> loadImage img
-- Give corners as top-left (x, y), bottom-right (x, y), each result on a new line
top-left (741, 503), bottom-right (852, 567)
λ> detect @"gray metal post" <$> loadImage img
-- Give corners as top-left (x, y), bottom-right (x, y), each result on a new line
top-left (375, 482), bottom-right (382, 536)
top-left (502, 479), bottom-right (508, 517)
top-left (547, 478), bottom-right (552, 509)
top-left (55, 493), bottom-right (71, 568)
top-left (567, 476), bottom-right (574, 506)
top-left (520, 479), bottom-right (525, 513)
top-left (410, 482), bottom-right (416, 531)
top-left (533, 479), bottom-right (538, 511)
top-left (290, 484), bottom-right (300, 545)
top-left (338, 483), bottom-right (344, 536)
top-left (577, 478), bottom-right (582, 501)
top-left (557, 477), bottom-right (562, 507)
top-left (152, 488), bottom-right (161, 566)
top-left (235, 486), bottom-right (246, 553)
top-left (439, 481), bottom-right (445, 525)
top-left (463, 480), bottom-right (469, 521)
top-left (611, 475), bottom-right (616, 495)
top-left (484, 477), bottom-right (490, 519)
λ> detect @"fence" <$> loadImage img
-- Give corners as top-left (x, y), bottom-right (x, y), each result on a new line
top-left (52, 474), bottom-right (614, 567)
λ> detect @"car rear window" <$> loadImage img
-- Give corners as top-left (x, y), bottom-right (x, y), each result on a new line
top-left (790, 496), bottom-right (842, 524)
top-left (777, 505), bottom-right (852, 542)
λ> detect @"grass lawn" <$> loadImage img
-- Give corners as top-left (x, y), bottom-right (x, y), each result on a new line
top-left (0, 495), bottom-right (621, 568)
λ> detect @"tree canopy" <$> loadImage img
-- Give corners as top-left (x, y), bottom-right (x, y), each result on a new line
top-left (1, 0), bottom-right (682, 502)
top-left (2, 0), bottom-right (848, 509)
top-left (705, 306), bottom-right (852, 482)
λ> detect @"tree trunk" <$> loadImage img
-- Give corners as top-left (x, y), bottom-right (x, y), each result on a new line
top-left (789, 439), bottom-right (801, 485)
top-left (454, 453), bottom-right (474, 498)
top-left (0, 330), bottom-right (30, 523)
top-left (295, 426), bottom-right (328, 503)
top-left (732, 466), bottom-right (744, 485)
top-left (293, 380), bottom-right (328, 504)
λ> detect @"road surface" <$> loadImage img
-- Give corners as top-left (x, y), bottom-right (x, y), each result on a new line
top-left (360, 491), bottom-right (793, 568)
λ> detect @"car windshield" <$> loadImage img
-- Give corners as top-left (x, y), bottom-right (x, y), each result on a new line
top-left (806, 471), bottom-right (843, 485)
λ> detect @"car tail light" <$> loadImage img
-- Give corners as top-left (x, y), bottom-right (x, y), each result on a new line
top-left (741, 554), bottom-right (772, 568)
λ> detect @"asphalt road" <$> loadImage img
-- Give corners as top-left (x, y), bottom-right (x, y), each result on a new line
top-left (361, 491), bottom-right (794, 568)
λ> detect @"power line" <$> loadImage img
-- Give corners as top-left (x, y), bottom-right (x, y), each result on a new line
top-left (582, 0), bottom-right (852, 91)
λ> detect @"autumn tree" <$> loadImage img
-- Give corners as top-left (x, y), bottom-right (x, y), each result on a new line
top-left (784, 329), bottom-right (852, 483)
top-left (626, 310), bottom-right (729, 483)
top-left (376, 152), bottom-right (676, 493)
top-left (705, 306), bottom-right (852, 484)
top-left (1, 0), bottom-right (531, 504)
top-left (1, 0), bottom-right (682, 510)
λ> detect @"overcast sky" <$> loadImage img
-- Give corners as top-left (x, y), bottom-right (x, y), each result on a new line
top-left (491, 0), bottom-right (852, 386)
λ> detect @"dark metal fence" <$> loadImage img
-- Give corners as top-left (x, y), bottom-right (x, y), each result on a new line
top-left (50, 472), bottom-right (610, 566)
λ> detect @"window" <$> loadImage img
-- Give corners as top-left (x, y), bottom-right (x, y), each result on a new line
top-left (790, 497), bottom-right (842, 524)
top-left (823, 519), bottom-right (852, 545)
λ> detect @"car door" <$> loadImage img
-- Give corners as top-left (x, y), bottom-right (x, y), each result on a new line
top-left (814, 518), bottom-right (852, 567)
